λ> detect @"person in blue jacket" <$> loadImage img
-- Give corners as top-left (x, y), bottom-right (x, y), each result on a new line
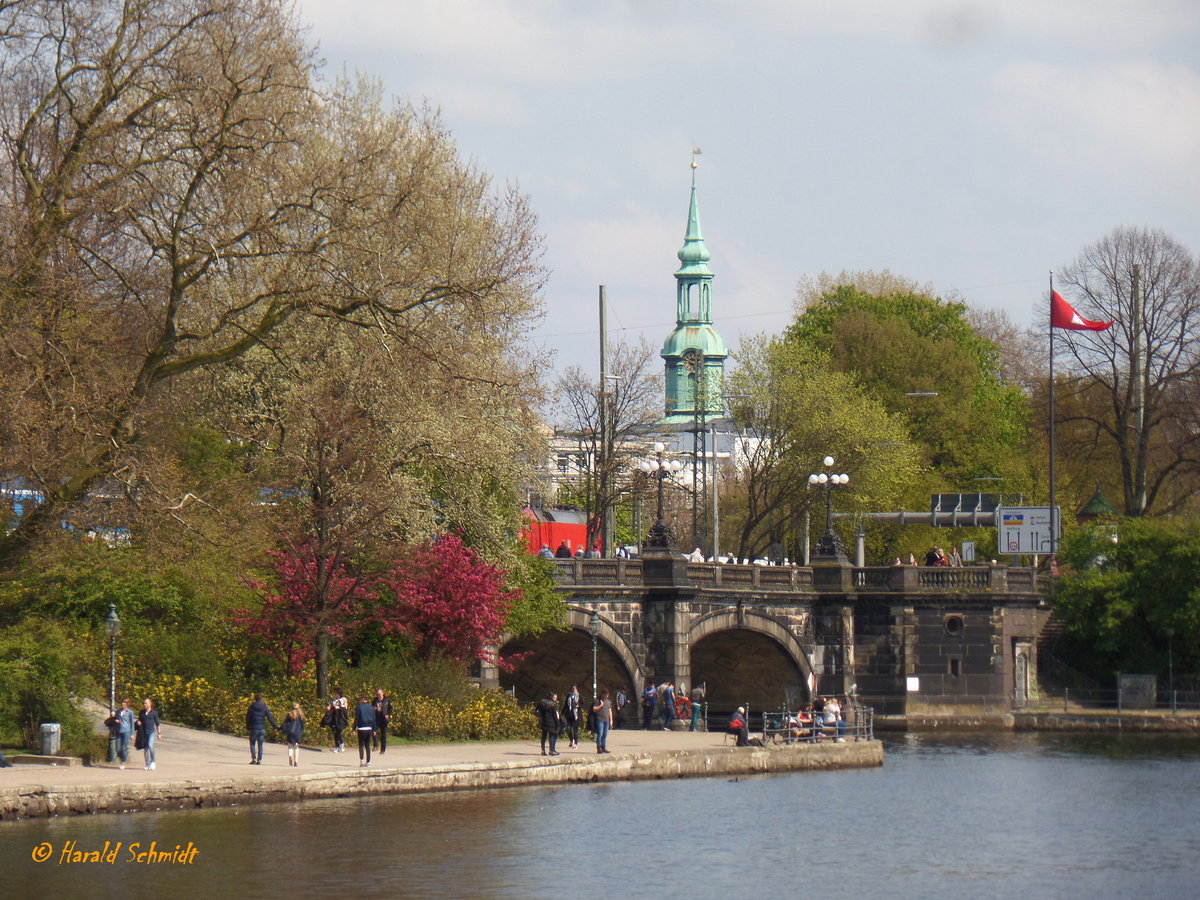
top-left (246, 693), bottom-right (280, 765)
top-left (116, 698), bottom-right (136, 769)
top-left (281, 703), bottom-right (305, 767)
top-left (354, 694), bottom-right (377, 767)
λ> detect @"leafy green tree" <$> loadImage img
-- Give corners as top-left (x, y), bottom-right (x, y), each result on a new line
top-left (0, 3), bottom-right (544, 572)
top-left (1053, 516), bottom-right (1200, 685)
top-left (503, 552), bottom-right (568, 638)
top-left (0, 618), bottom-right (96, 753)
top-left (786, 281), bottom-right (1034, 495)
top-left (723, 337), bottom-right (923, 560)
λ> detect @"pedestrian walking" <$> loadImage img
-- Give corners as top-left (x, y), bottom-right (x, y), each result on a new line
top-left (659, 682), bottom-right (676, 730)
top-left (614, 687), bottom-right (628, 729)
top-left (537, 691), bottom-right (561, 756)
top-left (324, 687), bottom-right (349, 752)
top-left (114, 698), bottom-right (135, 769)
top-left (246, 693), bottom-right (279, 765)
top-left (282, 703), bottom-right (305, 767)
top-left (593, 689), bottom-right (614, 753)
top-left (372, 688), bottom-right (393, 754)
top-left (354, 693), bottom-right (376, 767)
top-left (562, 685), bottom-right (581, 749)
top-left (136, 697), bottom-right (161, 770)
top-left (641, 681), bottom-right (656, 730)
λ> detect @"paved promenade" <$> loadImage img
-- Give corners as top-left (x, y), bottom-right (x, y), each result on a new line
top-left (5, 720), bottom-right (742, 791)
top-left (1, 720), bottom-right (883, 819)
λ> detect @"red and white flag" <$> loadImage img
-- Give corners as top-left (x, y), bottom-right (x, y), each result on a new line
top-left (1051, 290), bottom-right (1113, 331)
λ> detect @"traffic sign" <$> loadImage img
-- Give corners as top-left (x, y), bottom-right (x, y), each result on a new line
top-left (997, 506), bottom-right (1060, 554)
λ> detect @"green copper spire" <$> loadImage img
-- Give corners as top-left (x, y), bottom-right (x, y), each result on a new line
top-left (675, 168), bottom-right (712, 283)
top-left (661, 156), bottom-right (728, 425)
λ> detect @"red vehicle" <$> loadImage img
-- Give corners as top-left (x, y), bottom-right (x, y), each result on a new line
top-left (521, 507), bottom-right (589, 556)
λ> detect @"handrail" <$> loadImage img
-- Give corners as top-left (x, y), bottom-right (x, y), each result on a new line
top-left (553, 558), bottom-right (1043, 597)
top-left (759, 703), bottom-right (874, 744)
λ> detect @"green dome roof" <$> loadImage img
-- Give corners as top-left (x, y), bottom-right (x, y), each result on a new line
top-left (661, 324), bottom-right (728, 358)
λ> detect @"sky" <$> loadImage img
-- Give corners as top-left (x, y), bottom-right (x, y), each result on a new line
top-left (296, 0), bottom-right (1200, 378)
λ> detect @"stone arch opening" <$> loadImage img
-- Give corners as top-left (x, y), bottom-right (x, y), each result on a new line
top-left (500, 607), bottom-right (641, 710)
top-left (689, 611), bottom-right (811, 716)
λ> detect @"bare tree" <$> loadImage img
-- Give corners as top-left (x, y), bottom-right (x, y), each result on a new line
top-left (1056, 226), bottom-right (1200, 516)
top-left (554, 338), bottom-right (663, 551)
top-left (968, 307), bottom-right (1044, 394)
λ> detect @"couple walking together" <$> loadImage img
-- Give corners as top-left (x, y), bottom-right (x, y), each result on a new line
top-left (538, 685), bottom-right (614, 756)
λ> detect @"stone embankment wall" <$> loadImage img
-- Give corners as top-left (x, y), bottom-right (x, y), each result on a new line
top-left (1014, 713), bottom-right (1200, 733)
top-left (1, 741), bottom-right (882, 821)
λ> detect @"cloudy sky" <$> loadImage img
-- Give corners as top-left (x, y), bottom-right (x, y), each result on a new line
top-left (297, 0), bottom-right (1200, 376)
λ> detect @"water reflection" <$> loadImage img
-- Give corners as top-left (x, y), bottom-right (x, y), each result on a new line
top-left (5, 733), bottom-right (1199, 899)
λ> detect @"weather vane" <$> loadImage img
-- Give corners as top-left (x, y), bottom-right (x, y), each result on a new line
top-left (691, 147), bottom-right (702, 169)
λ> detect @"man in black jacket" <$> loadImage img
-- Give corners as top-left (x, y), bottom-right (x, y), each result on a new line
top-left (372, 688), bottom-right (393, 753)
top-left (246, 693), bottom-right (279, 765)
top-left (537, 692), bottom-right (561, 756)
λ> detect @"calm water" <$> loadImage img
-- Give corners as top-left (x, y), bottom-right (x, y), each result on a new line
top-left (5, 732), bottom-right (1200, 899)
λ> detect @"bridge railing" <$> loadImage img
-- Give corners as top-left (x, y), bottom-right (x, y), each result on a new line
top-left (852, 565), bottom-right (1023, 593)
top-left (552, 558), bottom-right (1040, 596)
top-left (552, 559), bottom-right (817, 590)
top-left (552, 559), bottom-right (643, 586)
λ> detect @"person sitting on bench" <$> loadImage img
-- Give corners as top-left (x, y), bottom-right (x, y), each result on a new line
top-left (728, 707), bottom-right (749, 747)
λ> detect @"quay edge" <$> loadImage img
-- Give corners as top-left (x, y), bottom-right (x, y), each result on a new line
top-left (1, 741), bottom-right (882, 821)
top-left (875, 710), bottom-right (1200, 733)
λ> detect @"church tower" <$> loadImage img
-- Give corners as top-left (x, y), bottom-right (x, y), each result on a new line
top-left (661, 161), bottom-right (729, 425)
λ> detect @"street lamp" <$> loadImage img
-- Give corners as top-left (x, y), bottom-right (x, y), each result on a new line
top-left (1165, 626), bottom-right (1175, 713)
top-left (103, 603), bottom-right (121, 763)
top-left (588, 609), bottom-right (602, 707)
top-left (636, 442), bottom-right (684, 551)
top-left (808, 455), bottom-right (850, 560)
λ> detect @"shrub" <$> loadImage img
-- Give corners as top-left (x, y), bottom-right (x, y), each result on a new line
top-left (449, 690), bottom-right (537, 740)
top-left (0, 619), bottom-right (96, 754)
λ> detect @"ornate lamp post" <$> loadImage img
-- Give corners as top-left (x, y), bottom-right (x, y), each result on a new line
top-left (808, 456), bottom-right (850, 560)
top-left (637, 442), bottom-right (684, 551)
top-left (588, 609), bottom-right (602, 707)
top-left (104, 603), bottom-right (121, 763)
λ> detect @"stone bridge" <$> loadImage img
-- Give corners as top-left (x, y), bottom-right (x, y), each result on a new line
top-left (489, 556), bottom-right (1048, 727)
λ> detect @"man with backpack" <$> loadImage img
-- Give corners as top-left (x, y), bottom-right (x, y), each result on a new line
top-left (641, 682), bottom-right (657, 730)
top-left (658, 682), bottom-right (676, 730)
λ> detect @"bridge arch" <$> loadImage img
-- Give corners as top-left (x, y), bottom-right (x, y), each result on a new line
top-left (563, 606), bottom-right (644, 690)
top-left (499, 605), bottom-right (642, 705)
top-left (688, 608), bottom-right (813, 712)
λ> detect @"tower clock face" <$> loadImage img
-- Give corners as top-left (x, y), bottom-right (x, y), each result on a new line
top-left (682, 348), bottom-right (703, 372)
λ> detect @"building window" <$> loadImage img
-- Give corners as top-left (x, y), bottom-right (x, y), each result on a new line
top-left (944, 614), bottom-right (964, 637)
top-left (948, 657), bottom-right (961, 677)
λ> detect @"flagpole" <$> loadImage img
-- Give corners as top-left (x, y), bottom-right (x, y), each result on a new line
top-left (1048, 272), bottom-right (1056, 558)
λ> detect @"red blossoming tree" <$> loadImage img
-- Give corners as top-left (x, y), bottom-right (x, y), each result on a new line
top-left (376, 535), bottom-right (518, 664)
top-left (237, 539), bottom-right (377, 678)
